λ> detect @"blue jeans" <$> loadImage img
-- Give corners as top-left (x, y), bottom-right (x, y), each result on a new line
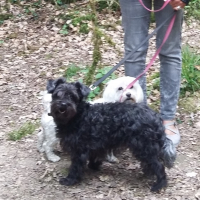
top-left (119, 0), bottom-right (183, 120)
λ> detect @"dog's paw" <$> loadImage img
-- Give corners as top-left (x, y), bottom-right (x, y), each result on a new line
top-left (88, 161), bottom-right (102, 170)
top-left (151, 180), bottom-right (167, 192)
top-left (37, 147), bottom-right (45, 153)
top-left (47, 154), bottom-right (61, 162)
top-left (151, 184), bottom-right (162, 192)
top-left (59, 177), bottom-right (79, 186)
top-left (106, 154), bottom-right (119, 163)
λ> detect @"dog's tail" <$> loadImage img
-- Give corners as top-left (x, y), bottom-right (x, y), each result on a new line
top-left (160, 137), bottom-right (176, 169)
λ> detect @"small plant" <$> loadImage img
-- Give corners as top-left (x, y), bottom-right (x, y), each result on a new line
top-left (8, 122), bottom-right (37, 141)
top-left (87, 66), bottom-right (117, 101)
top-left (9, 0), bottom-right (19, 3)
top-left (185, 0), bottom-right (200, 20)
top-left (95, 66), bottom-right (117, 83)
top-left (23, 1), bottom-right (42, 21)
top-left (181, 45), bottom-right (200, 96)
top-left (63, 64), bottom-right (117, 101)
top-left (0, 14), bottom-right (12, 25)
top-left (59, 24), bottom-right (69, 35)
top-left (96, 0), bottom-right (120, 12)
top-left (87, 86), bottom-right (101, 100)
top-left (147, 71), bottom-right (160, 97)
top-left (79, 23), bottom-right (89, 34)
top-left (64, 64), bottom-right (81, 80)
top-left (45, 0), bottom-right (75, 5)
top-left (59, 13), bottom-right (94, 35)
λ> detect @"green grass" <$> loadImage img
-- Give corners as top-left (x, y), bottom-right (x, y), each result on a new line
top-left (185, 0), bottom-right (200, 20)
top-left (147, 71), bottom-right (160, 97)
top-left (64, 64), bottom-right (82, 81)
top-left (146, 46), bottom-right (200, 98)
top-left (181, 45), bottom-right (200, 96)
top-left (8, 122), bottom-right (37, 141)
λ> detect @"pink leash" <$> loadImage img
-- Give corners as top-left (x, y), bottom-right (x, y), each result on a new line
top-left (138, 0), bottom-right (171, 12)
top-left (120, 1), bottom-right (177, 102)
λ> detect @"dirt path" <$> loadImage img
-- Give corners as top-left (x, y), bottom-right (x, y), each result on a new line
top-left (0, 2), bottom-right (200, 199)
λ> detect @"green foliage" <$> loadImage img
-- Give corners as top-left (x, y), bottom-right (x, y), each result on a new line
top-left (45, 0), bottom-right (75, 5)
top-left (0, 14), bottom-right (12, 25)
top-left (96, 0), bottom-right (120, 12)
top-left (147, 71), bottom-right (160, 97)
top-left (150, 12), bottom-right (155, 23)
top-left (64, 64), bottom-right (80, 80)
top-left (147, 46), bottom-right (200, 98)
top-left (8, 122), bottom-right (37, 141)
top-left (85, 0), bottom-right (101, 85)
top-left (87, 66), bottom-right (117, 101)
top-left (63, 64), bottom-right (117, 101)
top-left (59, 24), bottom-right (69, 35)
top-left (8, 0), bottom-right (19, 3)
top-left (59, 13), bottom-right (94, 35)
top-left (23, 1), bottom-right (42, 20)
top-left (79, 23), bottom-right (89, 34)
top-left (185, 0), bottom-right (200, 20)
top-left (181, 45), bottom-right (200, 96)
top-left (8, 0), bottom-right (42, 20)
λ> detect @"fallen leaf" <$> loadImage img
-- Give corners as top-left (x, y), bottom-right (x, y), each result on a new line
top-left (96, 194), bottom-right (104, 199)
top-left (99, 175), bottom-right (109, 182)
top-left (126, 163), bottom-right (136, 170)
top-left (44, 176), bottom-right (52, 182)
top-left (195, 189), bottom-right (200, 199)
top-left (186, 172), bottom-right (197, 177)
top-left (195, 66), bottom-right (200, 70)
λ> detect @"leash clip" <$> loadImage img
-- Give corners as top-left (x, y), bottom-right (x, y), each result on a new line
top-left (89, 85), bottom-right (97, 91)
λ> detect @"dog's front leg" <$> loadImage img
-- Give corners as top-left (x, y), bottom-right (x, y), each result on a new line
top-left (59, 153), bottom-right (87, 186)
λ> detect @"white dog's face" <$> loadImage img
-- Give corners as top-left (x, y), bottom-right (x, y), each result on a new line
top-left (102, 76), bottom-right (144, 103)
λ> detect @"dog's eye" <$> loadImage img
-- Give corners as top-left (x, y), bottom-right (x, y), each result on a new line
top-left (57, 91), bottom-right (63, 97)
top-left (130, 86), bottom-right (133, 89)
top-left (118, 87), bottom-right (123, 90)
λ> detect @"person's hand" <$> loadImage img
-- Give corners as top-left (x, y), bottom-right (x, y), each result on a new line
top-left (169, 0), bottom-right (186, 10)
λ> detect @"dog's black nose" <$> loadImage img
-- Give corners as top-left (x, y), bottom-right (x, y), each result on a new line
top-left (59, 103), bottom-right (67, 113)
top-left (61, 102), bottom-right (66, 106)
top-left (126, 93), bottom-right (131, 98)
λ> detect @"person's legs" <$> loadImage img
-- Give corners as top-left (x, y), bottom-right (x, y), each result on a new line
top-left (119, 0), bottom-right (152, 102)
top-left (155, 1), bottom-right (183, 144)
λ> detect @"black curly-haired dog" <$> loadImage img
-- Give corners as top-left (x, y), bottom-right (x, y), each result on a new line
top-left (47, 78), bottom-right (176, 192)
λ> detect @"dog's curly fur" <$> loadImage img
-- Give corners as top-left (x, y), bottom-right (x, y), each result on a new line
top-left (47, 78), bottom-right (176, 192)
top-left (37, 76), bottom-right (144, 163)
top-left (37, 91), bottom-right (60, 162)
top-left (92, 76), bottom-right (144, 163)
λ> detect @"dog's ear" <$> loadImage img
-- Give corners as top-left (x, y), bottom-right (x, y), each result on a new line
top-left (47, 78), bottom-right (66, 93)
top-left (75, 82), bottom-right (90, 99)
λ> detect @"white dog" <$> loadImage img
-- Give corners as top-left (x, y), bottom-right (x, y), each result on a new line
top-left (37, 91), bottom-right (60, 162)
top-left (92, 76), bottom-right (144, 163)
top-left (37, 76), bottom-right (144, 163)
top-left (93, 76), bottom-right (144, 104)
